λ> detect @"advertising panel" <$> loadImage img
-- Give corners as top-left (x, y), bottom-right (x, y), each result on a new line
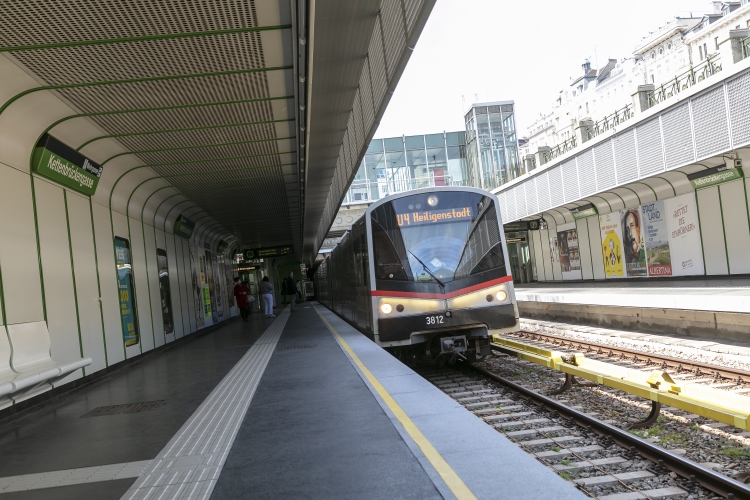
top-left (600, 213), bottom-right (625, 278)
top-left (665, 193), bottom-right (704, 276)
top-left (621, 208), bottom-right (647, 277)
top-left (156, 248), bottom-right (174, 334)
top-left (115, 237), bottom-right (139, 346)
top-left (190, 246), bottom-right (205, 329)
top-left (556, 222), bottom-right (581, 280)
top-left (642, 201), bottom-right (672, 276)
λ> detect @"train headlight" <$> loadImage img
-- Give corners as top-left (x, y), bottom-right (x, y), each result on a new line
top-left (380, 303), bottom-right (392, 314)
top-left (496, 291), bottom-right (507, 302)
top-left (427, 195), bottom-right (439, 207)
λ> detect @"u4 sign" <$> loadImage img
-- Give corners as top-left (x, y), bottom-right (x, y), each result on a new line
top-left (31, 134), bottom-right (103, 196)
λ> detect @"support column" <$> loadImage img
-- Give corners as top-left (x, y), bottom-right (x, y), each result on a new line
top-left (633, 84), bottom-right (655, 113)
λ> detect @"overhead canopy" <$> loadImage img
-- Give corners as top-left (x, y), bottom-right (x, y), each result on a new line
top-left (0, 0), bottom-right (435, 261)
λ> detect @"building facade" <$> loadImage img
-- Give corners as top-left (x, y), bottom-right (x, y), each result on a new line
top-left (341, 131), bottom-right (469, 206)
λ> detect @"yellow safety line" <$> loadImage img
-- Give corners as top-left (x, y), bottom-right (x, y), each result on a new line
top-left (314, 306), bottom-right (477, 500)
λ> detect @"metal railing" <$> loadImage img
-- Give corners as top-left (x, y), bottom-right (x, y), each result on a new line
top-left (647, 54), bottom-right (722, 107)
top-left (742, 36), bottom-right (750, 60)
top-left (541, 135), bottom-right (577, 164)
top-left (342, 176), bottom-right (467, 205)
top-left (587, 103), bottom-right (634, 140)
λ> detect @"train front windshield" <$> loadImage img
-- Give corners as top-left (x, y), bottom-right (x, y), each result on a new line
top-left (370, 191), bottom-right (507, 288)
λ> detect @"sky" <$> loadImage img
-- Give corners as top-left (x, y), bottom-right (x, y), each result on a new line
top-left (375, 0), bottom-right (711, 139)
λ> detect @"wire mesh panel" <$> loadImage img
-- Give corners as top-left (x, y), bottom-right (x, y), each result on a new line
top-left (727, 70), bottom-right (750, 149)
top-left (661, 103), bottom-right (695, 170)
top-left (576, 150), bottom-right (596, 198)
top-left (636, 118), bottom-right (665, 177)
top-left (381, 0), bottom-right (406, 78)
top-left (517, 182), bottom-right (528, 219)
top-left (404, 0), bottom-right (426, 33)
top-left (536, 171), bottom-right (551, 212)
top-left (594, 140), bottom-right (616, 191)
top-left (548, 166), bottom-right (564, 209)
top-left (506, 188), bottom-right (518, 222)
top-left (561, 159), bottom-right (580, 203)
top-left (526, 177), bottom-right (539, 216)
top-left (613, 129), bottom-right (638, 184)
top-left (692, 85), bottom-right (730, 160)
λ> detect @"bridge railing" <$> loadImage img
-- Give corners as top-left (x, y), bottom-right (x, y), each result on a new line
top-left (342, 177), bottom-right (468, 205)
top-left (647, 54), bottom-right (722, 107)
top-left (587, 103), bottom-right (635, 141)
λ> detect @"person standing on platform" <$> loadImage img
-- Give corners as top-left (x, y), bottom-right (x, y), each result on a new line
top-left (280, 277), bottom-right (288, 305)
top-left (260, 276), bottom-right (275, 318)
top-left (285, 271), bottom-right (297, 312)
top-left (296, 280), bottom-right (303, 303)
top-left (233, 277), bottom-right (249, 322)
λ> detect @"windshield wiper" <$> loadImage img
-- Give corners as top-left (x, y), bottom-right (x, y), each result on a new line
top-left (408, 250), bottom-right (445, 288)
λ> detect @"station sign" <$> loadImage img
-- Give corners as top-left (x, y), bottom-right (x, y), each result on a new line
top-left (688, 163), bottom-right (744, 190)
top-left (570, 203), bottom-right (598, 220)
top-left (503, 221), bottom-right (529, 232)
top-left (243, 246), bottom-right (293, 259)
top-left (173, 214), bottom-right (195, 239)
top-left (31, 134), bottom-right (103, 196)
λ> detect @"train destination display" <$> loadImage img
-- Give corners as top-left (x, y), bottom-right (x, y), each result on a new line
top-left (396, 207), bottom-right (472, 227)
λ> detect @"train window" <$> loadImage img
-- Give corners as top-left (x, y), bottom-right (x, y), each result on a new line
top-left (370, 191), bottom-right (506, 284)
top-left (157, 248), bottom-right (174, 334)
top-left (114, 237), bottom-right (140, 347)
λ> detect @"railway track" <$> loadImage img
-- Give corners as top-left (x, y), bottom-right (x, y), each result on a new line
top-left (502, 331), bottom-right (750, 394)
top-left (419, 359), bottom-right (750, 499)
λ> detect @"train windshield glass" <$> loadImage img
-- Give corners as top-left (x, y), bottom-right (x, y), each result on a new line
top-left (370, 191), bottom-right (505, 283)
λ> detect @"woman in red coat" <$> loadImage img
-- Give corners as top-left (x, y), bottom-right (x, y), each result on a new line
top-left (233, 277), bottom-right (250, 322)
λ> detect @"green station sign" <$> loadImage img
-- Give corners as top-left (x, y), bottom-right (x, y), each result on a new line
top-left (243, 246), bottom-right (293, 260)
top-left (31, 134), bottom-right (102, 196)
top-left (570, 203), bottom-right (598, 220)
top-left (688, 163), bottom-right (744, 190)
top-left (173, 214), bottom-right (195, 239)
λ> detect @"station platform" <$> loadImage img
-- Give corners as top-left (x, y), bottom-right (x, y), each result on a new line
top-left (516, 278), bottom-right (750, 314)
top-left (0, 304), bottom-right (584, 499)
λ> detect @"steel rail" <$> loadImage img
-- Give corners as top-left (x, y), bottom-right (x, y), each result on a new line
top-left (508, 331), bottom-right (750, 384)
top-left (469, 363), bottom-right (750, 498)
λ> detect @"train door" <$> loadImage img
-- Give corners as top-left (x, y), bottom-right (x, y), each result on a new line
top-left (506, 231), bottom-right (535, 284)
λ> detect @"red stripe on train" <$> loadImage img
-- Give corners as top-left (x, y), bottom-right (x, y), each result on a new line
top-left (370, 275), bottom-right (513, 300)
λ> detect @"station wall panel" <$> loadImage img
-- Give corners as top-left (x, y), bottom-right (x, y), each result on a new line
top-left (128, 217), bottom-right (155, 353)
top-left (576, 218), bottom-right (593, 280)
top-left (165, 234), bottom-right (184, 339)
top-left (587, 216), bottom-right (606, 280)
top-left (719, 180), bottom-right (750, 275)
top-left (184, 240), bottom-right (196, 333)
top-left (173, 238), bottom-right (189, 337)
top-left (143, 223), bottom-right (165, 348)
top-left (696, 186), bottom-right (728, 275)
top-left (539, 228), bottom-right (554, 281)
top-left (66, 192), bottom-right (107, 373)
top-left (181, 239), bottom-right (197, 334)
top-left (91, 201), bottom-right (124, 366)
top-left (33, 179), bottom-right (82, 382)
top-left (0, 166), bottom-right (44, 325)
top-left (530, 231), bottom-right (546, 282)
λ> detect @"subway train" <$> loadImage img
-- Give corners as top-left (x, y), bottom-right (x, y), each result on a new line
top-left (314, 187), bottom-right (519, 364)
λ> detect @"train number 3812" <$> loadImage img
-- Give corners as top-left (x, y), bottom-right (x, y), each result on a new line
top-left (426, 315), bottom-right (445, 325)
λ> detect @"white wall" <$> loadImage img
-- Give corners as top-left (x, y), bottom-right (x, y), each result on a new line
top-left (0, 162), bottom-right (231, 407)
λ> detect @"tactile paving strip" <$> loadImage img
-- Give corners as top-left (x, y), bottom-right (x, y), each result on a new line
top-left (121, 310), bottom-right (290, 500)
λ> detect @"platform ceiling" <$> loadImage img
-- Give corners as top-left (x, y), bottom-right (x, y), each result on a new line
top-left (0, 0), bottom-right (435, 261)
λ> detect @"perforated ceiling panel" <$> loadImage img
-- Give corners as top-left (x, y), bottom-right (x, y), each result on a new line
top-left (1, 0), bottom-right (303, 251)
top-left (2, 0), bottom-right (437, 258)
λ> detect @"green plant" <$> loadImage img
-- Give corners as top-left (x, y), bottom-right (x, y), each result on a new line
top-left (559, 459), bottom-right (573, 466)
top-left (558, 472), bottom-right (574, 481)
top-left (551, 446), bottom-right (561, 452)
top-left (721, 447), bottom-right (750, 459)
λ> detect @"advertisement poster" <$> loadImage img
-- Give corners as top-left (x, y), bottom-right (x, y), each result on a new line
top-left (211, 253), bottom-right (224, 320)
top-left (202, 287), bottom-right (212, 318)
top-left (206, 251), bottom-right (218, 319)
top-left (190, 246), bottom-right (205, 329)
top-left (549, 236), bottom-right (559, 266)
top-left (600, 213), bottom-right (624, 278)
top-left (642, 201), bottom-right (672, 276)
top-left (115, 237), bottom-right (139, 347)
top-left (156, 248), bottom-right (174, 334)
top-left (665, 193), bottom-right (704, 276)
top-left (199, 255), bottom-right (206, 285)
top-left (621, 208), bottom-right (647, 277)
top-left (557, 222), bottom-right (582, 280)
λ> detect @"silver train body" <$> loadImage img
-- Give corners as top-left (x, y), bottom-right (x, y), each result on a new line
top-left (314, 187), bottom-right (519, 360)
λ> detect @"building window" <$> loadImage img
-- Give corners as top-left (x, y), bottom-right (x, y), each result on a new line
top-left (715, 37), bottom-right (719, 50)
top-left (747, 20), bottom-right (750, 28)
top-left (659, 47), bottom-right (664, 55)
top-left (667, 42), bottom-right (672, 50)
top-left (703, 42), bottom-right (708, 58)
top-left (699, 45), bottom-right (704, 61)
